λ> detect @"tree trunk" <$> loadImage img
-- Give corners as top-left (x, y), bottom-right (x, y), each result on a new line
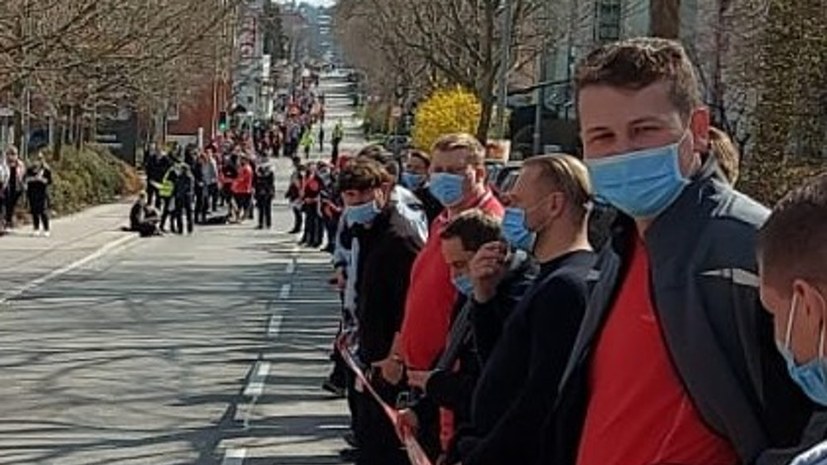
top-left (476, 95), bottom-right (493, 142)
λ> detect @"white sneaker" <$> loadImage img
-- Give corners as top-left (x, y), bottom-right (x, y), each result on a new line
top-left (43, 231), bottom-right (51, 238)
top-left (31, 229), bottom-right (40, 237)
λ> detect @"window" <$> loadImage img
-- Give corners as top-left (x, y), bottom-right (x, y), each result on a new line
top-left (596, 0), bottom-right (622, 42)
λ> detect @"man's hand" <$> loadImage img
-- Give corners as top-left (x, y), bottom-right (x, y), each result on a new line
top-left (469, 241), bottom-right (509, 303)
top-left (372, 356), bottom-right (404, 385)
top-left (406, 370), bottom-right (432, 392)
top-left (395, 408), bottom-right (419, 438)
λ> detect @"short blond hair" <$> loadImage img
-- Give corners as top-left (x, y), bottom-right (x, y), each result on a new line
top-left (522, 154), bottom-right (593, 223)
top-left (431, 133), bottom-right (485, 166)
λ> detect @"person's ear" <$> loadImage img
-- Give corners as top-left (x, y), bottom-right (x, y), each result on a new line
top-left (690, 107), bottom-right (711, 154)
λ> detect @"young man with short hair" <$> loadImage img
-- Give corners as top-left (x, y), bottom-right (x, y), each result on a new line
top-left (338, 158), bottom-right (424, 465)
top-left (758, 173), bottom-right (827, 465)
top-left (548, 37), bottom-right (813, 465)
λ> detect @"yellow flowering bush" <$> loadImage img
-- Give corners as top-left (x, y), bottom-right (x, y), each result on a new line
top-left (413, 87), bottom-right (481, 150)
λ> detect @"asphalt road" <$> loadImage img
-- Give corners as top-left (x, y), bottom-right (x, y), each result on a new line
top-left (0, 71), bottom-right (364, 465)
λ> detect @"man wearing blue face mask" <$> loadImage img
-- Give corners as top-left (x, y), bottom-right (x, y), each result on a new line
top-left (449, 154), bottom-right (596, 465)
top-left (756, 173), bottom-right (827, 465)
top-left (402, 149), bottom-right (443, 225)
top-left (338, 158), bottom-right (424, 465)
top-left (546, 38), bottom-right (813, 465)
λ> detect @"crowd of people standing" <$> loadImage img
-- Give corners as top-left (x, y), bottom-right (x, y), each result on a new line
top-left (309, 37), bottom-right (827, 465)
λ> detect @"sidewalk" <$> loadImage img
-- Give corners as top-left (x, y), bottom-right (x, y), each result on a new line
top-left (0, 201), bottom-right (136, 301)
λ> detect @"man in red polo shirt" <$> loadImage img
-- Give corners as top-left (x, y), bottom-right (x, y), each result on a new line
top-left (379, 132), bottom-right (502, 458)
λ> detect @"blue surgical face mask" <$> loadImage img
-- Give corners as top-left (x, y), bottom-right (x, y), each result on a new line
top-left (778, 293), bottom-right (827, 406)
top-left (586, 134), bottom-right (690, 218)
top-left (401, 171), bottom-right (426, 190)
top-left (452, 274), bottom-right (474, 296)
top-left (502, 207), bottom-right (536, 252)
top-left (429, 172), bottom-right (466, 207)
top-left (345, 200), bottom-right (380, 227)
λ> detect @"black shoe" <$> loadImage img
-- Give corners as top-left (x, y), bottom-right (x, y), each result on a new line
top-left (322, 380), bottom-right (346, 398)
top-left (343, 431), bottom-right (359, 449)
top-left (339, 447), bottom-right (359, 462)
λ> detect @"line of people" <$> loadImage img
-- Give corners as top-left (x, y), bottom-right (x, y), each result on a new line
top-left (315, 37), bottom-right (827, 465)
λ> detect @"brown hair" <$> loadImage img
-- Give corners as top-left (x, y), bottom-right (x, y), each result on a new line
top-left (439, 208), bottom-right (503, 252)
top-left (575, 38), bottom-right (702, 117)
top-left (758, 173), bottom-right (827, 293)
top-left (522, 154), bottom-right (593, 224)
top-left (709, 127), bottom-right (740, 185)
top-left (407, 149), bottom-right (432, 167)
top-left (431, 133), bottom-right (485, 166)
top-left (338, 158), bottom-right (389, 191)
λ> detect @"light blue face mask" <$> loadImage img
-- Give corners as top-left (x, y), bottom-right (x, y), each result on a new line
top-left (429, 172), bottom-right (466, 207)
top-left (586, 135), bottom-right (689, 218)
top-left (452, 274), bottom-right (474, 296)
top-left (777, 293), bottom-right (827, 406)
top-left (502, 207), bottom-right (536, 252)
top-left (401, 171), bottom-right (426, 190)
top-left (345, 200), bottom-right (380, 227)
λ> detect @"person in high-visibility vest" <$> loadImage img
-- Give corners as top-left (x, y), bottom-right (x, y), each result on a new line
top-left (332, 119), bottom-right (344, 164)
top-left (152, 157), bottom-right (181, 232)
top-left (300, 126), bottom-right (315, 159)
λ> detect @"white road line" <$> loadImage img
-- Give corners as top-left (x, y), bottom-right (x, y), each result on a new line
top-left (243, 361), bottom-right (271, 397)
top-left (267, 315), bottom-right (283, 338)
top-left (0, 234), bottom-right (136, 305)
top-left (221, 448), bottom-right (247, 465)
top-left (285, 258), bottom-right (296, 274)
top-left (279, 283), bottom-right (291, 299)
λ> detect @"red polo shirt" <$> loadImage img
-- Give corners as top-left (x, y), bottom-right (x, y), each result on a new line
top-left (577, 238), bottom-right (738, 465)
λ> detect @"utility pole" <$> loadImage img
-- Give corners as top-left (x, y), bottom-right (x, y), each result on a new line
top-left (495, 0), bottom-right (513, 138)
top-left (532, 49), bottom-right (545, 156)
top-left (563, 0), bottom-right (578, 121)
top-left (19, 0), bottom-right (32, 159)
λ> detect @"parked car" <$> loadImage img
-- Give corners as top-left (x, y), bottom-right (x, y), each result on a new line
top-left (488, 161), bottom-right (522, 204)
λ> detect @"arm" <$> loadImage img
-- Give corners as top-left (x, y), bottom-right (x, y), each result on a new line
top-left (465, 281), bottom-right (586, 465)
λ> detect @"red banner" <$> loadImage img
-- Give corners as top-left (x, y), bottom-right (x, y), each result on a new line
top-left (336, 336), bottom-right (434, 465)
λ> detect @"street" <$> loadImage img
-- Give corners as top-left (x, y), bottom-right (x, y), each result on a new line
top-left (0, 72), bottom-right (364, 465)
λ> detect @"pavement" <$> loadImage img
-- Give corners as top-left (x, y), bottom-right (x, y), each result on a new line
top-left (0, 71), bottom-right (366, 465)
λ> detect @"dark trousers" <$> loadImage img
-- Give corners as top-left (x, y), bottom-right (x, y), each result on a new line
top-left (256, 195), bottom-right (273, 228)
top-left (208, 184), bottom-right (219, 212)
top-left (290, 206), bottom-right (303, 233)
top-left (172, 197), bottom-right (194, 234)
top-left (324, 214), bottom-right (339, 248)
top-left (28, 193), bottom-right (49, 231)
top-left (301, 204), bottom-right (323, 246)
top-left (159, 197), bottom-right (173, 231)
top-left (354, 375), bottom-right (407, 465)
top-left (195, 185), bottom-right (207, 223)
top-left (332, 139), bottom-right (341, 165)
top-left (146, 183), bottom-right (161, 209)
top-left (4, 191), bottom-right (20, 227)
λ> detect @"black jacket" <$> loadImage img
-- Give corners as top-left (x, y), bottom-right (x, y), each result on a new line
top-left (456, 250), bottom-right (597, 465)
top-left (413, 185), bottom-right (444, 226)
top-left (254, 166), bottom-right (275, 198)
top-left (419, 251), bottom-right (538, 430)
top-left (546, 157), bottom-right (813, 465)
top-left (354, 207), bottom-right (424, 363)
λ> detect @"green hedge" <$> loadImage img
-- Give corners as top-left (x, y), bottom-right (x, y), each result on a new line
top-left (42, 147), bottom-right (142, 215)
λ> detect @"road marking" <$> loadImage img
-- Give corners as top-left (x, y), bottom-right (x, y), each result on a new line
top-left (279, 283), bottom-right (291, 299)
top-left (221, 448), bottom-right (247, 465)
top-left (0, 234), bottom-right (136, 305)
top-left (267, 314), bottom-right (283, 337)
top-left (285, 258), bottom-right (296, 274)
top-left (243, 361), bottom-right (271, 397)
